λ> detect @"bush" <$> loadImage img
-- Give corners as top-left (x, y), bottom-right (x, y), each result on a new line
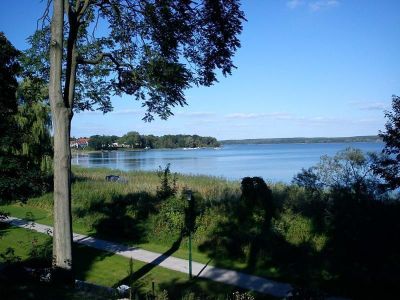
top-left (156, 164), bottom-right (177, 200)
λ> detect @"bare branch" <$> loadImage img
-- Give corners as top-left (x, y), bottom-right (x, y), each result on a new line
top-left (91, 8), bottom-right (101, 39)
top-left (77, 53), bottom-right (109, 65)
top-left (77, 52), bottom-right (128, 68)
top-left (37, 0), bottom-right (52, 29)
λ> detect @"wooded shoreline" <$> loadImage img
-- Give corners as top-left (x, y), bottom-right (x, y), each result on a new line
top-left (221, 135), bottom-right (381, 145)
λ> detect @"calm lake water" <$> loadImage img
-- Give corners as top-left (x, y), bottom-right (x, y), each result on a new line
top-left (72, 142), bottom-right (383, 183)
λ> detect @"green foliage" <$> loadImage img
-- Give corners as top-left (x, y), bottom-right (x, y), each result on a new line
top-left (0, 247), bottom-right (21, 264)
top-left (0, 33), bottom-right (52, 203)
top-left (0, 32), bottom-right (20, 153)
top-left (221, 136), bottom-right (381, 145)
top-left (4, 157), bottom-right (400, 298)
top-left (88, 135), bottom-right (119, 150)
top-left (118, 131), bottom-right (143, 148)
top-left (15, 95), bottom-right (52, 172)
top-left (0, 32), bottom-right (20, 154)
top-left (273, 208), bottom-right (327, 252)
top-left (25, 1), bottom-right (245, 119)
top-left (293, 147), bottom-right (382, 198)
top-left (373, 95), bottom-right (400, 190)
top-left (200, 177), bottom-right (276, 271)
top-left (151, 134), bottom-right (220, 149)
top-left (148, 196), bottom-right (186, 243)
top-left (156, 164), bottom-right (177, 200)
top-left (87, 132), bottom-right (220, 150)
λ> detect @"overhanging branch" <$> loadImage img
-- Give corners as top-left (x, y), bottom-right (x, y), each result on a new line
top-left (78, 52), bottom-right (140, 94)
top-left (77, 52), bottom-right (122, 66)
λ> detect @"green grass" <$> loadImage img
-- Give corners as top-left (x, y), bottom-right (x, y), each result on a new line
top-left (0, 167), bottom-right (299, 279)
top-left (1, 166), bottom-right (241, 265)
top-left (0, 166), bottom-right (335, 296)
top-left (0, 203), bottom-right (212, 264)
top-left (0, 224), bottom-right (273, 299)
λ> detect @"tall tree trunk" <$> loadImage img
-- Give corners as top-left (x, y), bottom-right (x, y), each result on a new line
top-left (49, 0), bottom-right (73, 284)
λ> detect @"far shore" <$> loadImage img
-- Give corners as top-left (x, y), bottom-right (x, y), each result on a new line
top-left (71, 146), bottom-right (222, 154)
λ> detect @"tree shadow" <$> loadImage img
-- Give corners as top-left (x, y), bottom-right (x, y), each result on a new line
top-left (198, 177), bottom-right (333, 297)
top-left (114, 235), bottom-right (183, 289)
top-left (112, 192), bottom-right (198, 290)
top-left (73, 191), bottom-right (160, 245)
top-left (68, 190), bottom-right (164, 286)
top-left (270, 185), bottom-right (400, 298)
top-left (313, 190), bottom-right (400, 298)
top-left (157, 277), bottom-right (274, 300)
top-left (200, 178), bottom-right (277, 270)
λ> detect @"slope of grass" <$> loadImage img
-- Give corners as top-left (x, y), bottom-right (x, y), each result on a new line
top-left (0, 224), bottom-right (272, 299)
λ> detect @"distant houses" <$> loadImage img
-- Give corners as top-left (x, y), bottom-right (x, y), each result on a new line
top-left (70, 137), bottom-right (90, 149)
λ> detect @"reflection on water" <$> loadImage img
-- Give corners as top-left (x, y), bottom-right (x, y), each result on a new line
top-left (72, 143), bottom-right (383, 182)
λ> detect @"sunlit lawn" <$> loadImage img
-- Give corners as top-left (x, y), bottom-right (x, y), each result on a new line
top-left (0, 224), bottom-right (272, 299)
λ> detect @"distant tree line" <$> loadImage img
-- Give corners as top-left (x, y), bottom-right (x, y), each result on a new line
top-left (221, 135), bottom-right (382, 145)
top-left (87, 131), bottom-right (220, 150)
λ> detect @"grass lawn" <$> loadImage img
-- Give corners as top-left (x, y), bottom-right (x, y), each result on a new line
top-left (0, 166), bottom-right (290, 283)
top-left (0, 202), bottom-right (213, 265)
top-left (0, 165), bottom-right (246, 269)
top-left (0, 223), bottom-right (272, 299)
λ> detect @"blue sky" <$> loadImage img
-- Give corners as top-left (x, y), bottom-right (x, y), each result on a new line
top-left (1, 0), bottom-right (399, 139)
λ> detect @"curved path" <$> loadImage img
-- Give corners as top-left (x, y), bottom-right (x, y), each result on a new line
top-left (2, 216), bottom-right (293, 297)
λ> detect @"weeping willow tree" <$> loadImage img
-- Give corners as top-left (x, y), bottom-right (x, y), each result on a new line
top-left (0, 32), bottom-right (52, 202)
top-left (16, 78), bottom-right (53, 173)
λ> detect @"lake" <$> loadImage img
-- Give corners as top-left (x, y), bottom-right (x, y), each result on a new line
top-left (71, 142), bottom-right (383, 183)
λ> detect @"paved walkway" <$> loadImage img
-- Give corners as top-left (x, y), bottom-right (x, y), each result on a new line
top-left (2, 216), bottom-right (293, 297)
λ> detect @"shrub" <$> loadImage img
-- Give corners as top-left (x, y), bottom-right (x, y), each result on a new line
top-left (156, 164), bottom-right (177, 200)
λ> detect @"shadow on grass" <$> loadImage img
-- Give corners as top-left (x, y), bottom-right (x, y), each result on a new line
top-left (115, 235), bottom-right (183, 288)
top-left (158, 277), bottom-right (276, 300)
top-left (197, 178), bottom-right (400, 299)
top-left (73, 191), bottom-right (160, 245)
top-left (197, 177), bottom-right (333, 297)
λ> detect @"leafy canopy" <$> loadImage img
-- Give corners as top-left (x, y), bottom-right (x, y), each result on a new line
top-left (373, 95), bottom-right (400, 190)
top-left (293, 148), bottom-right (382, 197)
top-left (0, 33), bottom-right (52, 202)
top-left (0, 32), bottom-right (21, 152)
top-left (25, 0), bottom-right (245, 120)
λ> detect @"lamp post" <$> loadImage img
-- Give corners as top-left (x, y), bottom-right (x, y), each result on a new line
top-left (186, 189), bottom-right (193, 279)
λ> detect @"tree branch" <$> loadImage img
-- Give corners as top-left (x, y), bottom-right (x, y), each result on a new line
top-left (77, 52), bottom-right (128, 68)
top-left (74, 0), bottom-right (82, 12)
top-left (77, 0), bottom-right (91, 21)
top-left (37, 0), bottom-right (52, 29)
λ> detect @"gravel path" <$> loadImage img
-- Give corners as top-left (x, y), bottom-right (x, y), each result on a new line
top-left (2, 216), bottom-right (293, 297)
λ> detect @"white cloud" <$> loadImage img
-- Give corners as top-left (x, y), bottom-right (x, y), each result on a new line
top-left (225, 112), bottom-right (293, 120)
top-left (223, 111), bottom-right (381, 127)
top-left (350, 101), bottom-right (388, 111)
top-left (309, 0), bottom-right (340, 12)
top-left (111, 109), bottom-right (142, 115)
top-left (287, 0), bottom-right (340, 11)
top-left (176, 111), bottom-right (216, 118)
top-left (286, 0), bottom-right (304, 9)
